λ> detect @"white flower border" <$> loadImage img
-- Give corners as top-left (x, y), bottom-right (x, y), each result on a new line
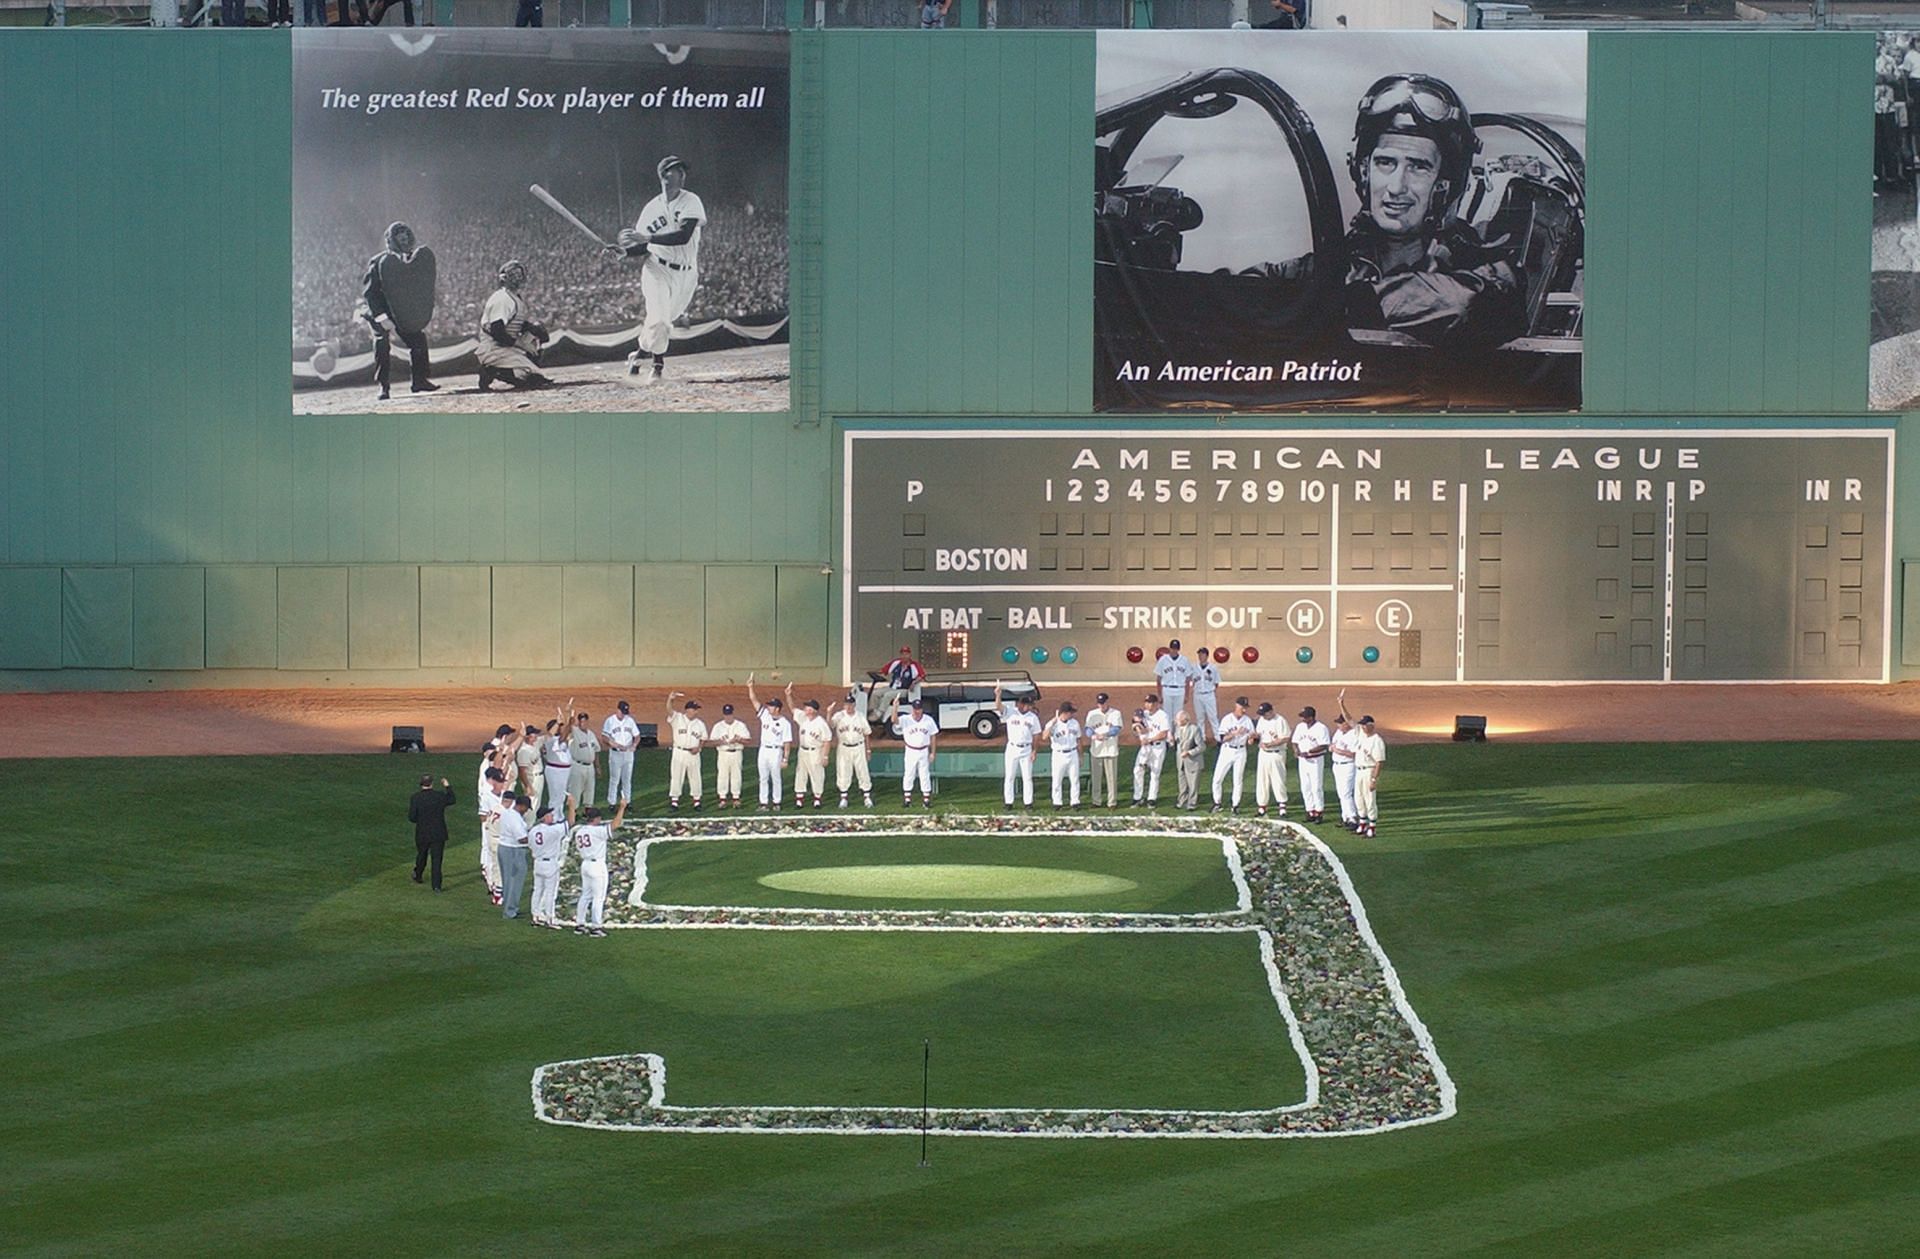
top-left (532, 814), bottom-right (1455, 1139)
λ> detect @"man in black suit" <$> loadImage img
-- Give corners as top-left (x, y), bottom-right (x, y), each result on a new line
top-left (409, 775), bottom-right (456, 890)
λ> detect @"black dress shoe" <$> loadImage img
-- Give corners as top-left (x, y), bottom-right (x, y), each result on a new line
top-left (411, 871), bottom-right (423, 883)
top-left (411, 380), bottom-right (440, 393)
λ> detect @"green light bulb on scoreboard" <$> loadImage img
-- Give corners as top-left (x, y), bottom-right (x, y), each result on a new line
top-left (1295, 646), bottom-right (1314, 665)
top-left (1362, 645), bottom-right (1381, 664)
top-left (1031, 646), bottom-right (1049, 664)
top-left (1060, 646), bottom-right (1078, 664)
top-left (1001, 646), bottom-right (1019, 664)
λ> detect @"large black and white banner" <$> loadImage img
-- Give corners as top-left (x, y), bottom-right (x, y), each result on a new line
top-left (1873, 32), bottom-right (1920, 410)
top-left (1095, 31), bottom-right (1586, 413)
top-left (293, 29), bottom-right (789, 414)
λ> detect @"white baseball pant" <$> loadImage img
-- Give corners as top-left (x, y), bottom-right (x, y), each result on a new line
top-left (1051, 750), bottom-right (1081, 806)
top-left (757, 747), bottom-right (784, 804)
top-left (1194, 692), bottom-right (1219, 739)
top-left (607, 750), bottom-right (635, 805)
top-left (1256, 749), bottom-right (1288, 811)
top-left (1356, 769), bottom-right (1379, 824)
top-left (576, 859), bottom-right (608, 928)
top-left (532, 856), bottom-right (563, 923)
top-left (1133, 743), bottom-right (1166, 802)
top-left (670, 748), bottom-right (702, 803)
top-left (544, 765), bottom-right (570, 814)
top-left (1298, 755), bottom-right (1326, 814)
top-left (716, 749), bottom-right (743, 800)
top-left (1333, 760), bottom-right (1358, 823)
top-left (903, 747), bottom-right (932, 799)
top-left (1211, 745), bottom-right (1247, 808)
top-left (796, 748), bottom-right (828, 800)
top-left (836, 746), bottom-right (872, 794)
top-left (1004, 745), bottom-right (1035, 806)
top-left (480, 813), bottom-right (501, 890)
top-left (639, 257), bottom-right (699, 356)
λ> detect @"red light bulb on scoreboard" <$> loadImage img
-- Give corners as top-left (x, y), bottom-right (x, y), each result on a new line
top-left (1126, 646), bottom-right (1144, 664)
top-left (1213, 646), bottom-right (1230, 664)
top-left (1242, 646), bottom-right (1260, 664)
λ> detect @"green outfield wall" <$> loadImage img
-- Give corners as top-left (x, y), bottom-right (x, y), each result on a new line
top-left (1, 29), bottom-right (1914, 686)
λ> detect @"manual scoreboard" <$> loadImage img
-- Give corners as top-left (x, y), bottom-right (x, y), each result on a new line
top-left (842, 430), bottom-right (1894, 685)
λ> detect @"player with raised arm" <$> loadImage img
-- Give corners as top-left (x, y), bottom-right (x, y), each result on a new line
top-left (1330, 696), bottom-right (1361, 831)
top-left (746, 674), bottom-right (793, 811)
top-left (606, 155), bottom-right (705, 386)
top-left (995, 679), bottom-right (1043, 810)
top-left (893, 696), bottom-right (940, 810)
top-left (572, 807), bottom-right (612, 937)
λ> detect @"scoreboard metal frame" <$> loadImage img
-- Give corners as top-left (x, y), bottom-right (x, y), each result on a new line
top-left (841, 427), bottom-right (1897, 688)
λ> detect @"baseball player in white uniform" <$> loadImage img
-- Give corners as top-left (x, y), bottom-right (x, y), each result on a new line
top-left (474, 260), bottom-right (552, 390)
top-left (477, 753), bottom-right (512, 905)
top-left (790, 689), bottom-right (833, 808)
top-left (830, 694), bottom-right (874, 809)
top-left (996, 681), bottom-right (1044, 808)
top-left (1085, 692), bottom-right (1123, 808)
top-left (1191, 648), bottom-right (1222, 741)
top-left (1291, 705), bottom-right (1332, 823)
top-left (1154, 640), bottom-right (1198, 725)
top-left (1330, 712), bottom-right (1361, 830)
top-left (665, 693), bottom-right (707, 811)
top-left (609, 155), bottom-right (705, 385)
top-left (1131, 694), bottom-right (1172, 806)
top-left (1254, 702), bottom-right (1291, 818)
top-left (747, 676), bottom-right (793, 809)
top-left (893, 698), bottom-right (940, 808)
top-left (540, 707), bottom-right (574, 822)
top-left (602, 701), bottom-right (639, 822)
top-left (1352, 716), bottom-right (1386, 838)
top-left (572, 807), bottom-right (612, 936)
top-left (514, 725), bottom-right (545, 815)
top-left (565, 713), bottom-right (601, 823)
top-left (1211, 697), bottom-right (1255, 812)
top-left (1045, 701), bottom-right (1083, 809)
top-left (527, 803), bottom-right (571, 929)
top-left (710, 703), bottom-right (751, 807)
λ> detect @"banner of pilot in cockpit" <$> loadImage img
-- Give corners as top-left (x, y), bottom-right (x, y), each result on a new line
top-left (1094, 31), bottom-right (1587, 413)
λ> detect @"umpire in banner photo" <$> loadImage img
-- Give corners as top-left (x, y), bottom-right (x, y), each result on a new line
top-left (408, 774), bottom-right (455, 891)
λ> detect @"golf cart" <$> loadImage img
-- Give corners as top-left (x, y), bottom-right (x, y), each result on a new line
top-left (852, 669), bottom-right (1043, 740)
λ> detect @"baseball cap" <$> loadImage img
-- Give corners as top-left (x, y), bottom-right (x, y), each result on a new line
top-left (1169, 638), bottom-right (1182, 650)
top-left (657, 154), bottom-right (688, 179)
top-left (767, 697), bottom-right (784, 709)
top-left (910, 698), bottom-right (925, 709)
top-left (1236, 695), bottom-right (1251, 707)
top-left (617, 700), bottom-right (631, 713)
top-left (1299, 705), bottom-right (1316, 719)
top-left (1144, 693), bottom-right (1159, 704)
top-left (899, 646), bottom-right (913, 655)
top-left (721, 703), bottom-right (735, 715)
top-left (536, 803), bottom-right (553, 818)
top-left (1060, 701), bottom-right (1077, 713)
top-left (684, 700), bottom-right (702, 709)
top-left (1360, 714), bottom-right (1376, 725)
top-left (1258, 702), bottom-right (1274, 714)
top-left (804, 699), bottom-right (821, 710)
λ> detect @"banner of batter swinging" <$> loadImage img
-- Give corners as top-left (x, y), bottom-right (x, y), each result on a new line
top-left (292, 29), bottom-right (791, 415)
top-left (1094, 30), bottom-right (1587, 413)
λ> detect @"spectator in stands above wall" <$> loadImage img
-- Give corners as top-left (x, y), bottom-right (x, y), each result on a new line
top-left (920, 0), bottom-right (950, 28)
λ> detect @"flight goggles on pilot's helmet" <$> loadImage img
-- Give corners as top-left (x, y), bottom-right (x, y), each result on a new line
top-left (1357, 74), bottom-right (1468, 127)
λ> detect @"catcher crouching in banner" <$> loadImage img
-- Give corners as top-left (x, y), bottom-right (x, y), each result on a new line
top-left (360, 221), bottom-right (439, 401)
top-left (605, 155), bottom-right (705, 386)
top-left (475, 260), bottom-right (553, 390)
top-left (1256, 74), bottom-right (1524, 350)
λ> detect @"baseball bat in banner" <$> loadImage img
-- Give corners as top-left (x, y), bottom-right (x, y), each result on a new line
top-left (529, 184), bottom-right (610, 249)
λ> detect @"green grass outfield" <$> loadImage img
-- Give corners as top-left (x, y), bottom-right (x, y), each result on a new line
top-left (3, 743), bottom-right (1917, 1256)
top-left (642, 830), bottom-right (1239, 912)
